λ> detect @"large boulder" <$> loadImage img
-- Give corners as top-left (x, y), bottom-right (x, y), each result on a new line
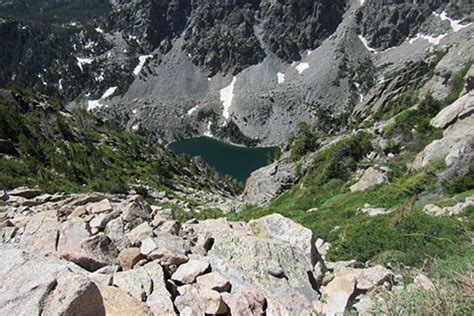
top-left (175, 284), bottom-right (228, 315)
top-left (57, 217), bottom-right (90, 255)
top-left (0, 245), bottom-right (105, 315)
top-left (19, 211), bottom-right (60, 257)
top-left (172, 259), bottom-right (211, 285)
top-left (7, 187), bottom-right (42, 199)
top-left (100, 286), bottom-right (151, 316)
top-left (196, 272), bottom-right (231, 292)
top-left (207, 230), bottom-right (319, 314)
top-left (126, 222), bottom-right (154, 246)
top-left (41, 271), bottom-right (106, 315)
top-left (249, 213), bottom-right (319, 266)
top-left (86, 199), bottom-right (113, 214)
top-left (431, 92), bottom-right (474, 129)
top-left (350, 167), bottom-right (389, 192)
top-left (224, 288), bottom-right (267, 315)
top-left (119, 195), bottom-right (152, 225)
top-left (413, 94), bottom-right (474, 178)
top-left (243, 156), bottom-right (300, 207)
top-left (140, 233), bottom-right (190, 266)
top-left (113, 261), bottom-right (174, 314)
top-left (314, 272), bottom-right (356, 315)
top-left (105, 217), bottom-right (131, 251)
top-left (81, 234), bottom-right (119, 265)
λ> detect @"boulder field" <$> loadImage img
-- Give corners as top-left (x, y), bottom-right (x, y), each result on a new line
top-left (0, 188), bottom-right (433, 315)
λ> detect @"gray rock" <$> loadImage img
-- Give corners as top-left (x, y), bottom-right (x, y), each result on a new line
top-left (0, 245), bottom-right (105, 315)
top-left (243, 156), bottom-right (300, 206)
top-left (350, 167), bottom-right (389, 192)
top-left (71, 193), bottom-right (104, 206)
top-left (86, 199), bottom-right (113, 214)
top-left (113, 261), bottom-right (174, 313)
top-left (207, 231), bottom-right (318, 314)
top-left (224, 288), bottom-right (267, 316)
top-left (412, 102), bottom-right (474, 177)
top-left (353, 265), bottom-right (394, 292)
top-left (431, 92), bottom-right (474, 129)
top-left (249, 213), bottom-right (319, 266)
top-left (90, 210), bottom-right (120, 232)
top-left (314, 272), bottom-right (356, 315)
top-left (42, 271), bottom-right (106, 315)
top-left (7, 187), bottom-right (42, 199)
top-left (175, 284), bottom-right (228, 315)
top-left (196, 272), bottom-right (231, 292)
top-left (105, 217), bottom-right (131, 251)
top-left (171, 259), bottom-right (210, 285)
top-left (155, 220), bottom-right (181, 235)
top-left (81, 234), bottom-right (119, 265)
top-left (120, 195), bottom-right (152, 224)
top-left (126, 222), bottom-right (153, 246)
top-left (57, 217), bottom-right (90, 255)
top-left (61, 251), bottom-right (109, 272)
top-left (140, 234), bottom-right (190, 266)
top-left (411, 273), bottom-right (435, 291)
top-left (19, 211), bottom-right (59, 257)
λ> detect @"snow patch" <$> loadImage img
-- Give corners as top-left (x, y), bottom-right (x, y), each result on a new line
top-left (220, 77), bottom-right (237, 120)
top-left (204, 121), bottom-right (213, 137)
top-left (87, 100), bottom-right (102, 111)
top-left (131, 124), bottom-right (139, 131)
top-left (358, 35), bottom-right (376, 53)
top-left (132, 109), bottom-right (138, 115)
top-left (354, 83), bottom-right (364, 102)
top-left (76, 57), bottom-right (93, 72)
top-left (434, 11), bottom-right (472, 32)
top-left (95, 27), bottom-right (104, 34)
top-left (133, 55), bottom-right (153, 76)
top-left (408, 33), bottom-right (447, 45)
top-left (277, 72), bottom-right (286, 84)
top-left (307, 50), bottom-right (313, 56)
top-left (295, 63), bottom-right (309, 74)
top-left (58, 79), bottom-right (63, 91)
top-left (360, 0), bottom-right (365, 5)
top-left (87, 87), bottom-right (117, 111)
top-left (187, 105), bottom-right (198, 116)
top-left (101, 87), bottom-right (117, 99)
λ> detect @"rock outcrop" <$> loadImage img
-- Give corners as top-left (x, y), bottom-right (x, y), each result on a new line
top-left (413, 91), bottom-right (474, 178)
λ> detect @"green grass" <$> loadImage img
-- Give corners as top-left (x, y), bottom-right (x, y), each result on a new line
top-left (228, 125), bottom-right (471, 267)
top-left (376, 248), bottom-right (474, 315)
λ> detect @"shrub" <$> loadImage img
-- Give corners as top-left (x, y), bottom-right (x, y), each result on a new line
top-left (290, 122), bottom-right (321, 161)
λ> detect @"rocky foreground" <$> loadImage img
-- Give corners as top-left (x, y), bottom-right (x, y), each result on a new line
top-left (0, 188), bottom-right (437, 315)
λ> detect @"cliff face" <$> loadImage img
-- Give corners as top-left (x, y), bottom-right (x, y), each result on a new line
top-left (0, 0), bottom-right (472, 145)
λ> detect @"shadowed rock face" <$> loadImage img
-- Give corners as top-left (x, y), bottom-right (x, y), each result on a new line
top-left (0, 0), bottom-right (472, 147)
top-left (356, 0), bottom-right (472, 50)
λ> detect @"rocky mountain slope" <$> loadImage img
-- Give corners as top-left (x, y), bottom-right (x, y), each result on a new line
top-left (1, 0), bottom-right (472, 145)
top-left (0, 0), bottom-right (473, 314)
top-left (1, 190), bottom-right (458, 315)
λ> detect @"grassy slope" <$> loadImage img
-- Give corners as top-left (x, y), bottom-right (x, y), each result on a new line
top-left (230, 67), bottom-right (473, 268)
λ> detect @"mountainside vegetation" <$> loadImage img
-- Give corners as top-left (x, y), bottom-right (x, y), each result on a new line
top-left (230, 64), bottom-right (474, 272)
top-left (0, 87), bottom-right (241, 195)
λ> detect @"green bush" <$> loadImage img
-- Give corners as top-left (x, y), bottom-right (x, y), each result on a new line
top-left (329, 211), bottom-right (466, 266)
top-left (290, 122), bottom-right (321, 161)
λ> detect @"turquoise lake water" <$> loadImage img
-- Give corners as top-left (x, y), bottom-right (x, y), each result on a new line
top-left (168, 137), bottom-right (280, 181)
